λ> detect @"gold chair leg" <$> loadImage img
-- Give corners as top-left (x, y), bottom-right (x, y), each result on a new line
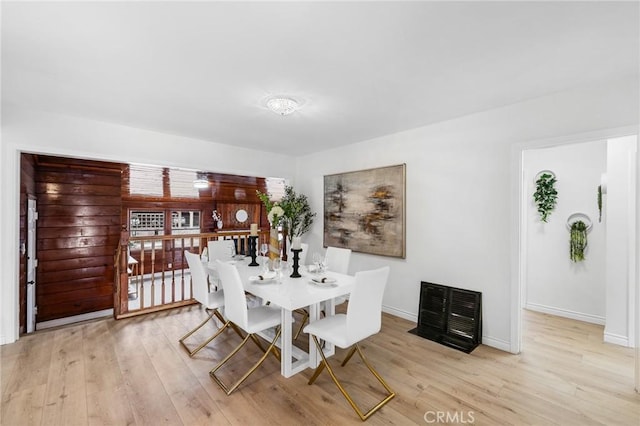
top-left (293, 308), bottom-right (309, 340)
top-left (307, 356), bottom-right (326, 384)
top-left (179, 309), bottom-right (227, 357)
top-left (210, 326), bottom-right (282, 395)
top-left (246, 329), bottom-right (280, 361)
top-left (308, 336), bottom-right (395, 421)
top-left (341, 345), bottom-right (358, 366)
top-left (216, 310), bottom-right (246, 340)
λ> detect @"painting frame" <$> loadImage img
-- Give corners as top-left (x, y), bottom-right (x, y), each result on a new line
top-left (323, 164), bottom-right (406, 258)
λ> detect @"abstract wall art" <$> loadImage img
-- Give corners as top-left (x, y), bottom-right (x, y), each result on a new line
top-left (323, 164), bottom-right (406, 258)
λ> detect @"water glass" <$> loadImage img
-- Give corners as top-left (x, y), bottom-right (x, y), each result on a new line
top-left (312, 252), bottom-right (323, 273)
top-left (272, 258), bottom-right (282, 282)
top-left (260, 244), bottom-right (269, 270)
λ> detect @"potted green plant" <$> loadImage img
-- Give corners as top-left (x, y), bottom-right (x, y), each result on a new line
top-left (278, 186), bottom-right (316, 244)
top-left (257, 186), bottom-right (316, 260)
top-left (533, 172), bottom-right (558, 222)
top-left (570, 220), bottom-right (588, 262)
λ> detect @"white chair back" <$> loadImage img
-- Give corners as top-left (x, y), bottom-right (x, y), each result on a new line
top-left (208, 239), bottom-right (236, 262)
top-left (346, 266), bottom-right (390, 342)
top-left (216, 260), bottom-right (248, 330)
top-left (185, 251), bottom-right (209, 306)
top-left (289, 242), bottom-right (309, 266)
top-left (325, 246), bottom-right (351, 274)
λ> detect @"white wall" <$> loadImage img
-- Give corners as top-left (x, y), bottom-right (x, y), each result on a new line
top-left (2, 76), bottom-right (638, 348)
top-left (523, 141), bottom-right (607, 324)
top-left (296, 76), bottom-right (639, 352)
top-left (605, 135), bottom-right (638, 346)
top-left (0, 105), bottom-right (297, 344)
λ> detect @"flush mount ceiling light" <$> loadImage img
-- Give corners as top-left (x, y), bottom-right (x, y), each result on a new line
top-left (193, 177), bottom-right (209, 189)
top-left (266, 96), bottom-right (300, 116)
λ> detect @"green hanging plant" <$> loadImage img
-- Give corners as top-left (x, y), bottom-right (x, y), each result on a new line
top-left (597, 185), bottom-right (602, 223)
top-left (533, 172), bottom-right (558, 222)
top-left (570, 220), bottom-right (588, 262)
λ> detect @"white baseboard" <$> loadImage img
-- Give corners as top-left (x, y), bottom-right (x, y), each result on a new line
top-left (0, 334), bottom-right (5, 345)
top-left (37, 309), bottom-right (113, 330)
top-left (382, 305), bottom-right (512, 353)
top-left (482, 336), bottom-right (512, 353)
top-left (604, 331), bottom-right (630, 347)
top-left (525, 302), bottom-right (605, 325)
top-left (382, 305), bottom-right (416, 322)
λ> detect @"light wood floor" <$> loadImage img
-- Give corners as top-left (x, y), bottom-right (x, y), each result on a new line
top-left (2, 308), bottom-right (638, 425)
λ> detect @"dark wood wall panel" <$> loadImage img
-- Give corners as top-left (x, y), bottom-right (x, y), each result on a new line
top-left (37, 255), bottom-right (114, 272)
top-left (37, 205), bottom-right (121, 217)
top-left (122, 165), bottom-right (269, 232)
top-left (36, 295), bottom-right (113, 320)
top-left (19, 154), bottom-right (36, 333)
top-left (38, 278), bottom-right (109, 295)
top-left (38, 225), bottom-right (122, 239)
top-left (18, 155), bottom-right (275, 327)
top-left (38, 194), bottom-right (122, 206)
top-left (215, 202), bottom-right (261, 230)
top-left (37, 246), bottom-right (116, 262)
top-left (39, 265), bottom-right (114, 283)
top-left (37, 215), bottom-right (120, 228)
top-left (35, 157), bottom-right (122, 322)
top-left (38, 235), bottom-right (120, 251)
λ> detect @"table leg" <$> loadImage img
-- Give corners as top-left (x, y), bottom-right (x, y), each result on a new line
top-left (281, 308), bottom-right (293, 377)
top-left (308, 303), bottom-right (320, 368)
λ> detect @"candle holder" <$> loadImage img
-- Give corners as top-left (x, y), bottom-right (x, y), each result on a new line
top-left (290, 248), bottom-right (302, 278)
top-left (248, 235), bottom-right (259, 267)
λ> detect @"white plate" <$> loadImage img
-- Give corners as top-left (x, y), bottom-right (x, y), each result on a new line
top-left (309, 278), bottom-right (337, 288)
top-left (310, 277), bottom-right (336, 284)
top-left (250, 274), bottom-right (277, 283)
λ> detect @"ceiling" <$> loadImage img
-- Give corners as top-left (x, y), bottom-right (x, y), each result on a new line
top-left (2, 1), bottom-right (638, 156)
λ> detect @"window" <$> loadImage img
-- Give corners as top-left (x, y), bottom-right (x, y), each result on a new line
top-left (130, 211), bottom-right (165, 237)
top-left (169, 169), bottom-right (201, 198)
top-left (129, 209), bottom-right (201, 250)
top-left (129, 165), bottom-right (164, 197)
top-left (265, 177), bottom-right (287, 201)
top-left (171, 211), bottom-right (201, 235)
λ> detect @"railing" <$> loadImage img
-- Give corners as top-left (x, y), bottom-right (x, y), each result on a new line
top-left (114, 230), bottom-right (272, 318)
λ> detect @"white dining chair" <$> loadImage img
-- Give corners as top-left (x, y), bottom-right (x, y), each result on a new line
top-left (324, 246), bottom-right (351, 275)
top-left (303, 266), bottom-right (394, 421)
top-left (209, 260), bottom-right (283, 395)
top-left (179, 251), bottom-right (242, 357)
top-left (295, 246), bottom-right (352, 339)
top-left (207, 239), bottom-right (236, 286)
top-left (207, 239), bottom-right (236, 262)
top-left (324, 246), bottom-right (352, 306)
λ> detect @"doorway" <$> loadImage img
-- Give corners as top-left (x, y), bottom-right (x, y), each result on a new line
top-left (515, 131), bottom-right (638, 391)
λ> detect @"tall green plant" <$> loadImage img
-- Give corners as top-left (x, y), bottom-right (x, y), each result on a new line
top-left (570, 220), bottom-right (588, 262)
top-left (256, 190), bottom-right (283, 228)
top-left (533, 173), bottom-right (558, 222)
top-left (279, 186), bottom-right (316, 241)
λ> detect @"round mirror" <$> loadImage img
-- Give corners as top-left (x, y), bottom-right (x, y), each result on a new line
top-left (235, 209), bottom-right (249, 223)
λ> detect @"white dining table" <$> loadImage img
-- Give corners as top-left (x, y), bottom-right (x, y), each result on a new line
top-left (208, 256), bottom-right (354, 378)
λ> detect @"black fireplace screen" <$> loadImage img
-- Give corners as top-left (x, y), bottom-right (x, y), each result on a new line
top-left (410, 282), bottom-right (482, 353)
